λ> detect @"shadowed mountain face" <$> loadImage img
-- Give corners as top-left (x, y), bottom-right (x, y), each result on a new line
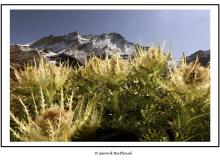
top-left (10, 44), bottom-right (42, 80)
top-left (10, 44), bottom-right (41, 68)
top-left (186, 50), bottom-right (210, 67)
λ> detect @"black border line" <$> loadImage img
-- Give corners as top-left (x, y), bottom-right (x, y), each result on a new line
top-left (218, 4), bottom-right (220, 148)
top-left (0, 3), bottom-right (219, 148)
top-left (0, 3), bottom-right (2, 148)
top-left (1, 4), bottom-right (220, 5)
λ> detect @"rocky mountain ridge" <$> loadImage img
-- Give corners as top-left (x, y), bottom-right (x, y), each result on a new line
top-left (10, 31), bottom-right (210, 69)
top-left (11, 31), bottom-right (148, 67)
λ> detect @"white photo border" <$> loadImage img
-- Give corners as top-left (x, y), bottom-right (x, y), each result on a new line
top-left (1, 4), bottom-right (219, 147)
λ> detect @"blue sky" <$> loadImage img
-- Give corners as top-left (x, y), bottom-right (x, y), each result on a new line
top-left (10, 10), bottom-right (210, 59)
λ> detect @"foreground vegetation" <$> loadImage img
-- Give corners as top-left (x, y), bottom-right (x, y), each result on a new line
top-left (10, 47), bottom-right (210, 142)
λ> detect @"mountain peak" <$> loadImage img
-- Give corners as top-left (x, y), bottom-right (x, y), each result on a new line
top-left (30, 31), bottom-right (135, 54)
top-left (65, 30), bottom-right (81, 40)
top-left (27, 31), bottom-right (137, 65)
top-left (67, 30), bottom-right (79, 35)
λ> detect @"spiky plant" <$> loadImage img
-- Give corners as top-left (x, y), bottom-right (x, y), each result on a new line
top-left (113, 47), bottom-right (171, 141)
top-left (10, 88), bottom-right (102, 142)
top-left (141, 55), bottom-right (210, 141)
top-left (11, 58), bottom-right (73, 120)
top-left (79, 54), bottom-right (130, 85)
top-left (134, 47), bottom-right (170, 73)
top-left (13, 58), bottom-right (72, 96)
top-left (10, 46), bottom-right (210, 142)
top-left (169, 56), bottom-right (210, 99)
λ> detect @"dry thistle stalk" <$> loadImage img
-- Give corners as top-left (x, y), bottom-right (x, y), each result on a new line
top-left (10, 89), bottom-right (102, 142)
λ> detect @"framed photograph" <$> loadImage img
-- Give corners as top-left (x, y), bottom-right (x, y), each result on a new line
top-left (1, 4), bottom-right (219, 147)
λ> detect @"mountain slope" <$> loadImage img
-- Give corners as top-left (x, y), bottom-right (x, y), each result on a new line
top-left (10, 44), bottom-right (42, 80)
top-left (186, 50), bottom-right (210, 67)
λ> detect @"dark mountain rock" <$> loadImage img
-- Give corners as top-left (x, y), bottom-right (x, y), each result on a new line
top-left (48, 53), bottom-right (82, 68)
top-left (30, 35), bottom-right (74, 52)
top-left (10, 44), bottom-right (42, 68)
top-left (10, 44), bottom-right (42, 80)
top-left (186, 50), bottom-right (210, 67)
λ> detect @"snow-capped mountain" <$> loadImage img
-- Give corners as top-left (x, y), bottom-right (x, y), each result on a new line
top-left (10, 31), bottom-right (139, 67)
top-left (30, 31), bottom-right (136, 54)
top-left (10, 31), bottom-right (210, 69)
top-left (28, 31), bottom-right (138, 64)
